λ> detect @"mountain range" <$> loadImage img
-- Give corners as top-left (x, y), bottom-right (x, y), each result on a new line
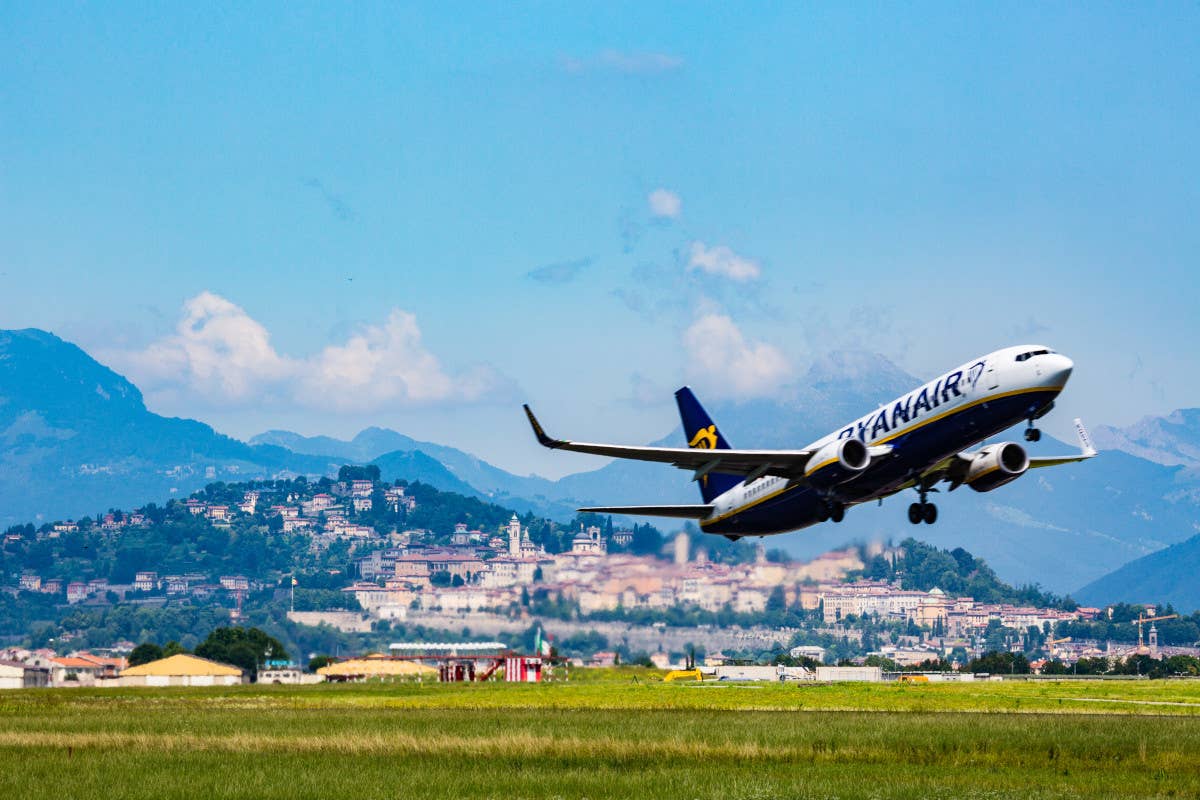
top-left (1076, 529), bottom-right (1200, 612)
top-left (1094, 410), bottom-right (1200, 471)
top-left (2, 327), bottom-right (1199, 599)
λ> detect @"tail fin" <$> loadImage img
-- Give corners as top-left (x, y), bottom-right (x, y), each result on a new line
top-left (675, 387), bottom-right (741, 503)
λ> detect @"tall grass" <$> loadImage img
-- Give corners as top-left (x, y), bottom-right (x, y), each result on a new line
top-left (2, 678), bottom-right (1199, 798)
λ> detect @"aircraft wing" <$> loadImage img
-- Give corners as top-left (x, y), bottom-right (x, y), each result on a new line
top-left (578, 505), bottom-right (714, 519)
top-left (523, 405), bottom-right (814, 479)
top-left (879, 419), bottom-right (1098, 497)
top-left (1028, 418), bottom-right (1098, 469)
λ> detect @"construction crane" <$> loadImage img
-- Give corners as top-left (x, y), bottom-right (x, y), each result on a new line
top-left (1135, 613), bottom-right (1178, 649)
top-left (1045, 636), bottom-right (1072, 655)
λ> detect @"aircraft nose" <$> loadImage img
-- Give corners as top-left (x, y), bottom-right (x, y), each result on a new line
top-left (1045, 354), bottom-right (1074, 386)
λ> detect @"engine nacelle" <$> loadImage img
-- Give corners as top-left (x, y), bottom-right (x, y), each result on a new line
top-left (965, 442), bottom-right (1029, 492)
top-left (805, 438), bottom-right (870, 488)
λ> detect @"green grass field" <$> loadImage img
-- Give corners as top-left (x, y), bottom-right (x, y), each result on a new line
top-left (3, 673), bottom-right (1200, 799)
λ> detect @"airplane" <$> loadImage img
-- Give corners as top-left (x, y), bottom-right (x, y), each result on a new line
top-left (522, 345), bottom-right (1097, 539)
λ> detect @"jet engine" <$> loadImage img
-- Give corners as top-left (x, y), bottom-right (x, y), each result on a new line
top-left (804, 438), bottom-right (870, 488)
top-left (964, 442), bottom-right (1029, 492)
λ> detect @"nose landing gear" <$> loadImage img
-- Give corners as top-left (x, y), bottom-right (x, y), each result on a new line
top-left (1025, 402), bottom-right (1052, 442)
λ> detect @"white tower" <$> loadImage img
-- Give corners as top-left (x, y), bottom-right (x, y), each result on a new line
top-left (674, 531), bottom-right (689, 565)
top-left (1149, 623), bottom-right (1159, 655)
top-left (508, 514), bottom-right (521, 557)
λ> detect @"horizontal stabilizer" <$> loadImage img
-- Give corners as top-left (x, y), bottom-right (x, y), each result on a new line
top-left (578, 504), bottom-right (714, 519)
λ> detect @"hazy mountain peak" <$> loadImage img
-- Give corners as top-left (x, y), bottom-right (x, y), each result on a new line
top-left (799, 350), bottom-right (917, 398)
top-left (0, 328), bottom-right (146, 428)
top-left (1093, 408), bottom-right (1200, 469)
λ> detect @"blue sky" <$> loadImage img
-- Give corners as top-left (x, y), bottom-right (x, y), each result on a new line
top-left (2, 3), bottom-right (1197, 477)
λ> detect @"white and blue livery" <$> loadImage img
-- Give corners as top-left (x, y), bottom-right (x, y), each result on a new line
top-left (523, 346), bottom-right (1096, 539)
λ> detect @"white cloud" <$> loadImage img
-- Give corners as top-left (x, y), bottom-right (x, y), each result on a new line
top-left (687, 242), bottom-right (761, 282)
top-left (647, 188), bottom-right (682, 219)
top-left (682, 312), bottom-right (790, 399)
top-left (562, 50), bottom-right (684, 75)
top-left (125, 292), bottom-right (292, 403)
top-left (112, 293), bottom-right (507, 412)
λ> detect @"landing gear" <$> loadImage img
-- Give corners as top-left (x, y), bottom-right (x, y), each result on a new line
top-left (908, 486), bottom-right (938, 525)
top-left (907, 502), bottom-right (938, 524)
top-left (817, 499), bottom-right (846, 523)
top-left (1024, 426), bottom-right (1041, 442)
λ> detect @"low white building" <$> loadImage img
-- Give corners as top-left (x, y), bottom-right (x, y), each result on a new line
top-left (118, 653), bottom-right (245, 687)
top-left (258, 668), bottom-right (322, 685)
top-left (0, 660), bottom-right (50, 689)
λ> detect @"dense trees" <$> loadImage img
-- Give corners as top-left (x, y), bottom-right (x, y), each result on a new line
top-left (863, 539), bottom-right (1074, 610)
top-left (194, 626), bottom-right (288, 677)
top-left (127, 642), bottom-right (163, 666)
top-left (966, 651), bottom-right (1031, 675)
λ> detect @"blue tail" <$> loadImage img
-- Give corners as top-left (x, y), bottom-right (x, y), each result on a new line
top-left (675, 387), bottom-right (741, 503)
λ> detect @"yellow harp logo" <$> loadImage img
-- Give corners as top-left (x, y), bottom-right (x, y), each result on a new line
top-left (689, 425), bottom-right (718, 450)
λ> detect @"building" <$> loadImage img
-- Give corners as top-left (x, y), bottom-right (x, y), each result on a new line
top-left (507, 514), bottom-right (522, 557)
top-left (0, 660), bottom-right (50, 689)
top-left (571, 526), bottom-right (606, 555)
top-left (49, 654), bottom-right (125, 686)
top-left (118, 653), bottom-right (245, 687)
top-left (674, 532), bottom-right (689, 565)
top-left (258, 667), bottom-right (322, 685)
top-left (789, 645), bottom-right (827, 663)
top-left (133, 571), bottom-right (158, 592)
top-left (317, 655), bottom-right (438, 682)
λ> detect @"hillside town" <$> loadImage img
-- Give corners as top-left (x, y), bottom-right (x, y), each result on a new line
top-left (5, 472), bottom-right (1200, 685)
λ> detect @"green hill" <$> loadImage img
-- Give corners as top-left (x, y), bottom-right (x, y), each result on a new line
top-left (1076, 531), bottom-right (1200, 612)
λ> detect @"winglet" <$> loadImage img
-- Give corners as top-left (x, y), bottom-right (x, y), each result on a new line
top-left (523, 404), bottom-right (566, 449)
top-left (1073, 418), bottom-right (1098, 458)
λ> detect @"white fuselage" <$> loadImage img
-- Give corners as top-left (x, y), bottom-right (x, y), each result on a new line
top-left (704, 345), bottom-right (1074, 529)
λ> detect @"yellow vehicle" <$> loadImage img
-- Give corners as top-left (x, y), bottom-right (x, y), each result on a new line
top-left (664, 669), bottom-right (703, 682)
top-left (898, 674), bottom-right (929, 683)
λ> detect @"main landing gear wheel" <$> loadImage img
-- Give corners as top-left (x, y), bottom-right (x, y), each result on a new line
top-left (818, 500), bottom-right (845, 523)
top-left (1024, 427), bottom-right (1042, 442)
top-left (908, 501), bottom-right (938, 525)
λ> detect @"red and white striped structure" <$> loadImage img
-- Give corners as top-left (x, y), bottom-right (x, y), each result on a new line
top-left (504, 657), bottom-right (542, 683)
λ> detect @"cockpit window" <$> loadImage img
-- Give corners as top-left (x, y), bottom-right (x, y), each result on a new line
top-left (1015, 349), bottom-right (1053, 362)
